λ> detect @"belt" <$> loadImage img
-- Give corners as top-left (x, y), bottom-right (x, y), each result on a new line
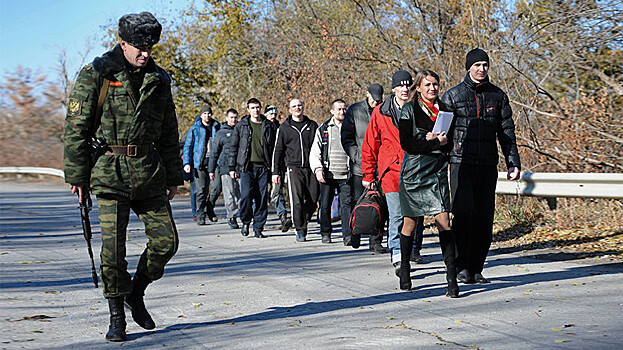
top-left (106, 144), bottom-right (154, 157)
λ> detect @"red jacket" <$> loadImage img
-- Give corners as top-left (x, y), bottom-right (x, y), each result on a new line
top-left (361, 96), bottom-right (404, 193)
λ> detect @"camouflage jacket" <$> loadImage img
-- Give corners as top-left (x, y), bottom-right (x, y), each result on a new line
top-left (63, 44), bottom-right (183, 199)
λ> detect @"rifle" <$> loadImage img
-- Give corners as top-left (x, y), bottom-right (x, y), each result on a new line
top-left (78, 191), bottom-right (99, 288)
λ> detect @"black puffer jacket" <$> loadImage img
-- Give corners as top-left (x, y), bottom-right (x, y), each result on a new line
top-left (441, 74), bottom-right (521, 169)
top-left (208, 123), bottom-right (235, 175)
top-left (228, 115), bottom-right (277, 173)
top-left (341, 100), bottom-right (373, 176)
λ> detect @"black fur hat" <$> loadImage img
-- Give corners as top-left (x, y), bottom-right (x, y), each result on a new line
top-left (118, 12), bottom-right (161, 47)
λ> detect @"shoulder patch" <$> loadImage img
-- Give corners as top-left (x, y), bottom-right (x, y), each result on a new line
top-left (68, 98), bottom-right (82, 116)
top-left (109, 81), bottom-right (123, 87)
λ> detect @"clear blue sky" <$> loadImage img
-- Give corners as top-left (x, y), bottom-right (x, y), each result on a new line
top-left (0, 0), bottom-right (192, 80)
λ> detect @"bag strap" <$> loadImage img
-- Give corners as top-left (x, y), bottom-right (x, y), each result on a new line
top-left (90, 78), bottom-right (109, 137)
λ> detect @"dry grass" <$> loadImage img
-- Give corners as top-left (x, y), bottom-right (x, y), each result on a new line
top-left (492, 196), bottom-right (623, 260)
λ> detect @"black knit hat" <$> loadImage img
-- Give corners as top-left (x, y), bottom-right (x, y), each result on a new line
top-left (391, 70), bottom-right (413, 89)
top-left (465, 48), bottom-right (489, 70)
top-left (118, 12), bottom-right (162, 47)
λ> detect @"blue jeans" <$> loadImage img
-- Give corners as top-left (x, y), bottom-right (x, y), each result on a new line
top-left (270, 181), bottom-right (287, 217)
top-left (239, 166), bottom-right (270, 231)
top-left (385, 192), bottom-right (404, 264)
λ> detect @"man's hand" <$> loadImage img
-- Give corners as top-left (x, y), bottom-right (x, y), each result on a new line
top-left (229, 171), bottom-right (238, 179)
top-left (315, 170), bottom-right (325, 183)
top-left (362, 180), bottom-right (374, 189)
top-left (183, 164), bottom-right (191, 174)
top-left (272, 174), bottom-right (281, 184)
top-left (507, 167), bottom-right (520, 181)
top-left (426, 132), bottom-right (437, 141)
top-left (167, 186), bottom-right (178, 200)
top-left (209, 172), bottom-right (215, 180)
top-left (70, 184), bottom-right (88, 204)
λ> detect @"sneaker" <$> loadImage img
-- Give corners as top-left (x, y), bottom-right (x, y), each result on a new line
top-left (369, 243), bottom-right (387, 254)
top-left (207, 206), bottom-right (218, 222)
top-left (321, 234), bottom-right (331, 244)
top-left (241, 224), bottom-right (250, 237)
top-left (393, 262), bottom-right (401, 277)
top-left (410, 250), bottom-right (424, 264)
top-left (473, 273), bottom-right (489, 284)
top-left (228, 218), bottom-right (239, 229)
top-left (457, 269), bottom-right (474, 284)
top-left (197, 217), bottom-right (206, 226)
top-left (296, 233), bottom-right (306, 242)
top-left (279, 213), bottom-right (293, 232)
top-left (343, 236), bottom-right (352, 246)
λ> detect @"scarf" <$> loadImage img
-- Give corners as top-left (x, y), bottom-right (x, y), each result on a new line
top-left (419, 98), bottom-right (439, 122)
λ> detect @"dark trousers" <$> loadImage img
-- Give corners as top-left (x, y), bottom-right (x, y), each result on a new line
top-left (450, 163), bottom-right (497, 274)
top-left (209, 167), bottom-right (222, 204)
top-left (195, 168), bottom-right (215, 219)
top-left (318, 178), bottom-right (351, 239)
top-left (286, 167), bottom-right (319, 234)
top-left (350, 174), bottom-right (383, 247)
top-left (239, 166), bottom-right (270, 231)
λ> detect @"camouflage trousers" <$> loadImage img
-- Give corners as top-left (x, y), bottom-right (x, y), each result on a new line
top-left (97, 195), bottom-right (179, 298)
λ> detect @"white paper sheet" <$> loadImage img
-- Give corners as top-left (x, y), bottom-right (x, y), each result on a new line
top-left (432, 111), bottom-right (454, 134)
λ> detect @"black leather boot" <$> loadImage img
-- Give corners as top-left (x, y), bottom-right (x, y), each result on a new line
top-left (125, 272), bottom-right (156, 330)
top-left (106, 297), bottom-right (126, 342)
top-left (439, 230), bottom-right (459, 298)
top-left (399, 233), bottom-right (414, 290)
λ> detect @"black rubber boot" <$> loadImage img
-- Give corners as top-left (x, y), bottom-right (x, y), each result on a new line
top-left (439, 230), bottom-right (459, 298)
top-left (125, 272), bottom-right (156, 330)
top-left (399, 233), bottom-right (414, 290)
top-left (106, 297), bottom-right (126, 342)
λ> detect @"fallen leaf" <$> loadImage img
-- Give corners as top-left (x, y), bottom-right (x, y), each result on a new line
top-left (565, 332), bottom-right (576, 335)
top-left (89, 307), bottom-right (98, 310)
top-left (386, 317), bottom-right (395, 320)
top-left (32, 330), bottom-right (43, 333)
top-left (554, 339), bottom-right (570, 343)
top-left (226, 322), bottom-right (235, 325)
top-left (224, 302), bottom-right (231, 305)
top-left (178, 315), bottom-right (185, 318)
top-left (571, 282), bottom-right (585, 285)
top-left (192, 302), bottom-right (203, 307)
top-left (564, 324), bottom-right (575, 328)
top-left (552, 328), bottom-right (563, 331)
top-left (525, 289), bottom-right (532, 292)
top-left (455, 319), bottom-right (463, 323)
top-left (518, 268), bottom-right (528, 271)
top-left (551, 284), bottom-right (559, 287)
top-left (422, 299), bottom-right (431, 302)
top-left (44, 291), bottom-right (61, 294)
top-left (23, 315), bottom-right (54, 321)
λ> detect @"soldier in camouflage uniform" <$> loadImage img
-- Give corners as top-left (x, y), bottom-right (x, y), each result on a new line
top-left (63, 12), bottom-right (182, 342)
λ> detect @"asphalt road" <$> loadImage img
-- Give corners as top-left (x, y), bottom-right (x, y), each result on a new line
top-left (1, 181), bottom-right (622, 349)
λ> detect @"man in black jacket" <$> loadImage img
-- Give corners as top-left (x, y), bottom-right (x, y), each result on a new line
top-left (341, 84), bottom-right (387, 250)
top-left (229, 98), bottom-right (277, 238)
top-left (272, 99), bottom-right (319, 242)
top-left (441, 48), bottom-right (521, 284)
top-left (209, 109), bottom-right (241, 229)
top-left (265, 105), bottom-right (293, 232)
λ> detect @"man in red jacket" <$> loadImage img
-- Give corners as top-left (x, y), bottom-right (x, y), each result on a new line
top-left (361, 70), bottom-right (412, 273)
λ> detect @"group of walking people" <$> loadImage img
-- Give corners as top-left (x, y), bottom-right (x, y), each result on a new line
top-left (183, 47), bottom-right (522, 300)
top-left (63, 11), bottom-right (521, 341)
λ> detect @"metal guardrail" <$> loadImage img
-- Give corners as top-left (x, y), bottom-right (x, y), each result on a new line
top-left (0, 167), bottom-right (621, 199)
top-left (0, 167), bottom-right (65, 179)
top-left (496, 172), bottom-right (623, 199)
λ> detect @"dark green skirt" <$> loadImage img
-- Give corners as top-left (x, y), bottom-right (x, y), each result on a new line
top-left (399, 153), bottom-right (450, 218)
